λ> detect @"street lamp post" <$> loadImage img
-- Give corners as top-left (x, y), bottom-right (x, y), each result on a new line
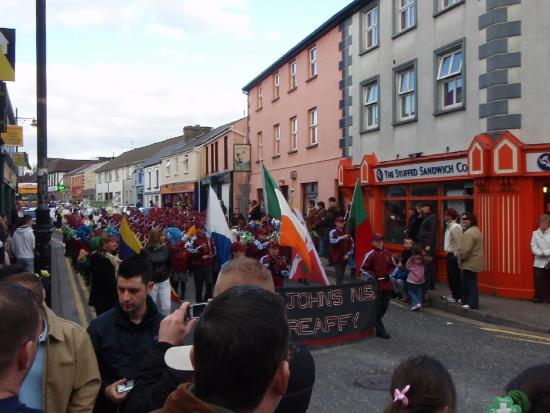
top-left (35, 0), bottom-right (51, 285)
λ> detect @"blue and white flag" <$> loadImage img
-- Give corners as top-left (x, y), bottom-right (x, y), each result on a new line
top-left (206, 187), bottom-right (234, 267)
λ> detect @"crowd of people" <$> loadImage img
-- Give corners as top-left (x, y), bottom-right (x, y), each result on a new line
top-left (1, 197), bottom-right (550, 412)
top-left (1, 258), bottom-right (549, 413)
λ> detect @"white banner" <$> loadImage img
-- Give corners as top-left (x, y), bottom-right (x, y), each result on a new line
top-left (374, 158), bottom-right (469, 183)
top-left (526, 152), bottom-right (550, 173)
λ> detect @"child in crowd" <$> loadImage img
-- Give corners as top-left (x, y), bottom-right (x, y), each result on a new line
top-left (384, 355), bottom-right (457, 413)
top-left (487, 363), bottom-right (550, 413)
top-left (391, 238), bottom-right (414, 302)
top-left (406, 245), bottom-right (426, 311)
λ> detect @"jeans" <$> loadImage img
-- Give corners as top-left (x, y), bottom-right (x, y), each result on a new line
top-left (193, 264), bottom-right (213, 303)
top-left (318, 233), bottom-right (327, 257)
top-left (446, 253), bottom-right (462, 300)
top-left (150, 279), bottom-right (171, 316)
top-left (391, 277), bottom-right (408, 300)
top-left (334, 262), bottom-right (347, 284)
top-left (534, 267), bottom-right (549, 301)
top-left (17, 257), bottom-right (34, 273)
top-left (348, 251), bottom-right (356, 271)
top-left (407, 283), bottom-right (423, 307)
top-left (461, 269), bottom-right (479, 309)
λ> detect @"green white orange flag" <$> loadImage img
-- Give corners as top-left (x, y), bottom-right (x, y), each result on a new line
top-left (349, 179), bottom-right (373, 270)
top-left (275, 188), bottom-right (312, 272)
top-left (261, 162), bottom-right (281, 220)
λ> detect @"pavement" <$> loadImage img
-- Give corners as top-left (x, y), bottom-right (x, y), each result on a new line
top-left (320, 258), bottom-right (550, 335)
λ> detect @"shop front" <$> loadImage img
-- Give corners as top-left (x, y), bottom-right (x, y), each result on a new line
top-left (160, 182), bottom-right (196, 209)
top-left (339, 132), bottom-right (550, 300)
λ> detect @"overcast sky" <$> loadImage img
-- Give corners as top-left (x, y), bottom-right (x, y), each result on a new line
top-left (1, 0), bottom-right (351, 165)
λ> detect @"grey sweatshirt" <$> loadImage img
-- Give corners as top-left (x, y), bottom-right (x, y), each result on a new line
top-left (12, 226), bottom-right (35, 259)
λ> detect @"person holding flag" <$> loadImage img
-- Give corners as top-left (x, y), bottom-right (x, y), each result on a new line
top-left (329, 216), bottom-right (354, 284)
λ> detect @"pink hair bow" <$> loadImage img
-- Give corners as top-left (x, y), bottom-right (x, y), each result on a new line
top-left (393, 385), bottom-right (410, 407)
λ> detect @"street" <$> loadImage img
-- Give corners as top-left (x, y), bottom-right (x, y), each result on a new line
top-left (49, 231), bottom-right (550, 413)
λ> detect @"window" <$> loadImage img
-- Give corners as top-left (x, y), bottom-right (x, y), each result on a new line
top-left (309, 109), bottom-right (318, 145)
top-left (436, 0), bottom-right (462, 13)
top-left (257, 85), bottom-right (263, 109)
top-left (108, 171), bottom-right (112, 182)
top-left (257, 132), bottom-right (263, 161)
top-left (147, 171), bottom-right (151, 189)
top-left (397, 0), bottom-right (416, 33)
top-left (126, 167), bottom-right (130, 179)
top-left (363, 7), bottom-right (379, 50)
top-left (205, 146), bottom-right (209, 175)
top-left (273, 124), bottom-right (281, 156)
top-left (362, 78), bottom-right (379, 131)
top-left (223, 136), bottom-right (228, 170)
top-left (289, 61), bottom-right (297, 90)
top-left (175, 157), bottom-right (179, 175)
top-left (273, 73), bottom-right (280, 99)
top-left (155, 170), bottom-right (159, 188)
top-left (436, 45), bottom-right (464, 111)
top-left (116, 169), bottom-right (121, 181)
top-left (166, 160), bottom-right (171, 176)
top-left (183, 155), bottom-right (189, 173)
top-left (215, 141), bottom-right (219, 172)
top-left (104, 171), bottom-right (107, 183)
top-left (290, 117), bottom-right (298, 151)
top-left (394, 61), bottom-right (417, 123)
top-left (98, 173), bottom-right (102, 184)
top-left (309, 47), bottom-right (318, 77)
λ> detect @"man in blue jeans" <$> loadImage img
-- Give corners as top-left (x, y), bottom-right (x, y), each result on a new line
top-left (12, 215), bottom-right (35, 273)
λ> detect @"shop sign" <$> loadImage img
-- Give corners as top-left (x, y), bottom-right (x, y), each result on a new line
top-left (374, 158), bottom-right (469, 183)
top-left (160, 182), bottom-right (195, 194)
top-left (526, 152), bottom-right (550, 173)
top-left (1, 125), bottom-right (23, 146)
top-left (233, 144), bottom-right (251, 172)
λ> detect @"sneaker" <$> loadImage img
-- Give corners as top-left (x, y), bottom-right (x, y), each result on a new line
top-left (441, 295), bottom-right (456, 303)
top-left (462, 304), bottom-right (471, 310)
top-left (410, 304), bottom-right (421, 311)
top-left (457, 299), bottom-right (462, 305)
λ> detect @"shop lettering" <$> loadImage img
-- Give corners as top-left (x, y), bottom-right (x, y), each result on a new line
top-left (376, 160), bottom-right (469, 182)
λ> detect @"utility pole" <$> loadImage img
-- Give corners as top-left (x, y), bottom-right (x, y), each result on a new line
top-left (35, 0), bottom-right (51, 291)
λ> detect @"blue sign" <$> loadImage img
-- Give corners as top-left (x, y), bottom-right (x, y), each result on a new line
top-left (376, 169), bottom-right (384, 182)
top-left (537, 153), bottom-right (550, 171)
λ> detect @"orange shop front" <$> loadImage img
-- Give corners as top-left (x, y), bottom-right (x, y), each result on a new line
top-left (339, 132), bottom-right (550, 300)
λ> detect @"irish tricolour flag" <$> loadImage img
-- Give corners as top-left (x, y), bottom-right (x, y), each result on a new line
top-left (262, 163), bottom-right (329, 285)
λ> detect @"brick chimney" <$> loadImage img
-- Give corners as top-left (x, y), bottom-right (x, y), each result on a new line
top-left (183, 125), bottom-right (212, 142)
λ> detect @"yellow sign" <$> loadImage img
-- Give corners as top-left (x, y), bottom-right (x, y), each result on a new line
top-left (0, 28), bottom-right (15, 81)
top-left (1, 125), bottom-right (23, 146)
top-left (12, 152), bottom-right (29, 168)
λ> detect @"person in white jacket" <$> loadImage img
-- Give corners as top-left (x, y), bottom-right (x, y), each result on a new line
top-left (530, 214), bottom-right (550, 303)
top-left (12, 215), bottom-right (35, 273)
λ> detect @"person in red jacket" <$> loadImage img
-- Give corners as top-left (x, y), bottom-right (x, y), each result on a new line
top-left (260, 241), bottom-right (289, 288)
top-left (187, 225), bottom-right (216, 303)
top-left (361, 233), bottom-right (395, 339)
top-left (168, 240), bottom-right (189, 300)
top-left (230, 241), bottom-right (248, 259)
top-left (246, 227), bottom-right (270, 260)
top-left (329, 216), bottom-right (354, 284)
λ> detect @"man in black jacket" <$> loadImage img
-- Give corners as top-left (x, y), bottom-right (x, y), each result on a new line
top-left (87, 254), bottom-right (164, 413)
top-left (417, 202), bottom-right (438, 291)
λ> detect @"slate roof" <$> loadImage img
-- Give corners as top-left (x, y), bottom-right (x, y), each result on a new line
top-left (95, 135), bottom-right (186, 173)
top-left (66, 161), bottom-right (108, 176)
top-left (47, 158), bottom-right (98, 173)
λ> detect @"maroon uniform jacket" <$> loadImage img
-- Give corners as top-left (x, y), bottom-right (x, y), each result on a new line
top-left (246, 238), bottom-right (270, 260)
top-left (260, 254), bottom-right (289, 288)
top-left (329, 228), bottom-right (354, 264)
top-left (188, 235), bottom-right (216, 267)
top-left (360, 248), bottom-right (395, 292)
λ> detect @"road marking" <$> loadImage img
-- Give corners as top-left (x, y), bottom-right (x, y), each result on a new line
top-left (481, 327), bottom-right (550, 343)
top-left (494, 335), bottom-right (550, 346)
top-left (65, 258), bottom-right (89, 329)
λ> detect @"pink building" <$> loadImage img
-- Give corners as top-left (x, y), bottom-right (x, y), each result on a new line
top-left (242, 3), bottom-right (362, 214)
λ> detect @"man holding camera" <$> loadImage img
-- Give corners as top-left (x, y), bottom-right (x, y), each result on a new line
top-left (87, 254), bottom-right (164, 413)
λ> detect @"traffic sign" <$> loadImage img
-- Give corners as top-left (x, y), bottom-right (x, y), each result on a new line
top-left (0, 29), bottom-right (15, 81)
top-left (57, 184), bottom-right (66, 191)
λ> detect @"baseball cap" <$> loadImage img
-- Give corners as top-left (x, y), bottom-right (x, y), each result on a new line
top-left (335, 216), bottom-right (345, 223)
top-left (164, 345), bottom-right (194, 371)
top-left (372, 233), bottom-right (384, 241)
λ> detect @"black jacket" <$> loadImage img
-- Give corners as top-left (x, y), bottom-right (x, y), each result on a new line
top-left (88, 252), bottom-right (117, 313)
top-left (123, 342), bottom-right (193, 413)
top-left (87, 297), bottom-right (164, 413)
top-left (418, 213), bottom-right (437, 250)
top-left (142, 245), bottom-right (171, 283)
